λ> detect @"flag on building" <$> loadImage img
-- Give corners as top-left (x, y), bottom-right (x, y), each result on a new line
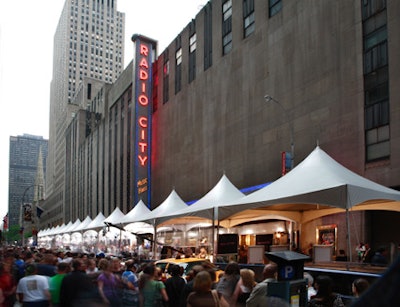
top-left (2, 214), bottom-right (8, 230)
top-left (36, 206), bottom-right (44, 219)
top-left (23, 203), bottom-right (32, 221)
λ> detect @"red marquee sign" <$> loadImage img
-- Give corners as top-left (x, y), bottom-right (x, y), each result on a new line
top-left (132, 35), bottom-right (156, 208)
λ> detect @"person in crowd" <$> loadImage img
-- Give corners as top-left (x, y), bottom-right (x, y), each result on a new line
top-left (304, 272), bottom-right (317, 301)
top-left (164, 264), bottom-right (185, 307)
top-left (85, 258), bottom-right (98, 275)
top-left (16, 263), bottom-right (51, 307)
top-left (0, 260), bottom-right (17, 307)
top-left (355, 243), bottom-right (365, 262)
top-left (97, 259), bottom-right (122, 306)
top-left (371, 246), bottom-right (388, 266)
top-left (23, 252), bottom-right (35, 267)
top-left (215, 261), bottom-right (240, 305)
top-left (197, 247), bottom-right (208, 259)
top-left (187, 270), bottom-right (228, 307)
top-left (55, 251), bottom-right (65, 263)
top-left (154, 266), bottom-right (164, 282)
top-left (110, 257), bottom-right (124, 277)
top-left (138, 264), bottom-right (168, 307)
top-left (181, 264), bottom-right (205, 305)
top-left (59, 258), bottom-right (100, 307)
top-left (308, 275), bottom-right (344, 307)
top-left (246, 263), bottom-right (278, 307)
top-left (352, 278), bottom-right (370, 298)
top-left (362, 243), bottom-right (372, 263)
top-left (49, 262), bottom-right (70, 307)
top-left (37, 253), bottom-right (57, 277)
top-left (232, 268), bottom-right (257, 307)
top-left (14, 253), bottom-right (25, 283)
top-left (121, 260), bottom-right (139, 307)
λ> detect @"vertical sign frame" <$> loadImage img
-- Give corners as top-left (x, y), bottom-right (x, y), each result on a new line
top-left (132, 34), bottom-right (157, 208)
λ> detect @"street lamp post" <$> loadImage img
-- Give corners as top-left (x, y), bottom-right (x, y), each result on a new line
top-left (264, 95), bottom-right (295, 171)
top-left (20, 185), bottom-right (34, 246)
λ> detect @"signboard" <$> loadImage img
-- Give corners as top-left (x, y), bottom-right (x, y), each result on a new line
top-left (247, 245), bottom-right (265, 264)
top-left (132, 35), bottom-right (157, 207)
top-left (281, 151), bottom-right (292, 175)
top-left (256, 234), bottom-right (273, 251)
top-left (217, 234), bottom-right (238, 254)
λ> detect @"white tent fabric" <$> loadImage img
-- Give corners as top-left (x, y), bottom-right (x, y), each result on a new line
top-left (135, 189), bottom-right (189, 226)
top-left (120, 200), bottom-right (151, 224)
top-left (84, 212), bottom-right (106, 231)
top-left (73, 216), bottom-right (93, 232)
top-left (63, 219), bottom-right (82, 234)
top-left (219, 146), bottom-right (400, 221)
top-left (48, 225), bottom-right (61, 236)
top-left (161, 174), bottom-right (245, 222)
top-left (104, 207), bottom-right (125, 225)
top-left (55, 222), bottom-right (71, 235)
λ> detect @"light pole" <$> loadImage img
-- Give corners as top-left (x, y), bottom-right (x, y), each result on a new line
top-left (264, 95), bottom-right (295, 171)
top-left (20, 185), bottom-right (34, 246)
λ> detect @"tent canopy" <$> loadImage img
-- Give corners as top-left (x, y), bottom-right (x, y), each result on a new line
top-left (219, 146), bottom-right (400, 222)
top-left (104, 207), bottom-right (125, 225)
top-left (73, 216), bottom-right (93, 232)
top-left (121, 200), bottom-right (151, 225)
top-left (135, 189), bottom-right (189, 226)
top-left (154, 174), bottom-right (245, 226)
top-left (84, 212), bottom-right (106, 231)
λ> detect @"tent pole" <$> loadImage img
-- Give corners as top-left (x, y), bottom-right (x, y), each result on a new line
top-left (346, 208), bottom-right (352, 264)
top-left (153, 219), bottom-right (157, 260)
top-left (211, 207), bottom-right (215, 261)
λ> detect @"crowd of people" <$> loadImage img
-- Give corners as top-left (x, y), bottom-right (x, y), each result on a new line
top-left (356, 242), bottom-right (388, 266)
top-left (0, 246), bottom-right (372, 307)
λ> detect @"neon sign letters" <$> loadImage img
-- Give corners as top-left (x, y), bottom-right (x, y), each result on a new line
top-left (132, 35), bottom-right (156, 207)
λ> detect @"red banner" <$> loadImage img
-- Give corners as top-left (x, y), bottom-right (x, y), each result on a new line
top-left (2, 214), bottom-right (8, 230)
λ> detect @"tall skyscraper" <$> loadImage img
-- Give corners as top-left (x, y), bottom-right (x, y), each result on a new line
top-left (8, 134), bottom-right (48, 228)
top-left (45, 0), bottom-right (125, 224)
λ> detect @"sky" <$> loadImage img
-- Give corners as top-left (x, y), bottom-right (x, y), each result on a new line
top-left (0, 0), bottom-right (210, 220)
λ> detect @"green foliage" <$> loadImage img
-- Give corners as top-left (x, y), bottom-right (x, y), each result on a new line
top-left (3, 224), bottom-right (31, 243)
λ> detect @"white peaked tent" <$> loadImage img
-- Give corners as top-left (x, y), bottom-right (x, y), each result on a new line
top-left (73, 216), bottom-right (93, 232)
top-left (215, 146), bottom-right (400, 261)
top-left (48, 225), bottom-right (61, 236)
top-left (121, 200), bottom-right (151, 225)
top-left (136, 189), bottom-right (189, 226)
top-left (219, 146), bottom-right (400, 223)
top-left (84, 212), bottom-right (106, 231)
top-left (170, 174), bottom-right (245, 221)
top-left (104, 207), bottom-right (125, 225)
top-left (57, 222), bottom-right (72, 235)
top-left (64, 219), bottom-right (82, 234)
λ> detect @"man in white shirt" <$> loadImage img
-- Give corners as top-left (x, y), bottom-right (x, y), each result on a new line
top-left (16, 263), bottom-right (51, 307)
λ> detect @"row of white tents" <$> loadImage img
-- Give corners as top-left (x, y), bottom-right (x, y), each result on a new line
top-left (38, 146), bottom-right (400, 258)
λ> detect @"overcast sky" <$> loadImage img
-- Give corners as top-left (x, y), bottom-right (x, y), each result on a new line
top-left (0, 0), bottom-right (209, 220)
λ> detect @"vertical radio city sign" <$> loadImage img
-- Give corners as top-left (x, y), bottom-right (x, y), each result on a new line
top-left (132, 34), bottom-right (156, 208)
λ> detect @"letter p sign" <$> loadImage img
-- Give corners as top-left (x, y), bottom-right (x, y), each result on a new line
top-left (280, 265), bottom-right (295, 280)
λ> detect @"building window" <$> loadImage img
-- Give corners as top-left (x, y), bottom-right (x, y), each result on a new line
top-left (243, 0), bottom-right (255, 37)
top-left (189, 21), bottom-right (196, 83)
top-left (163, 50), bottom-right (169, 104)
top-left (222, 0), bottom-right (233, 55)
top-left (204, 2), bottom-right (213, 70)
top-left (175, 36), bottom-right (182, 94)
top-left (362, 0), bottom-right (389, 162)
top-left (269, 0), bottom-right (282, 17)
